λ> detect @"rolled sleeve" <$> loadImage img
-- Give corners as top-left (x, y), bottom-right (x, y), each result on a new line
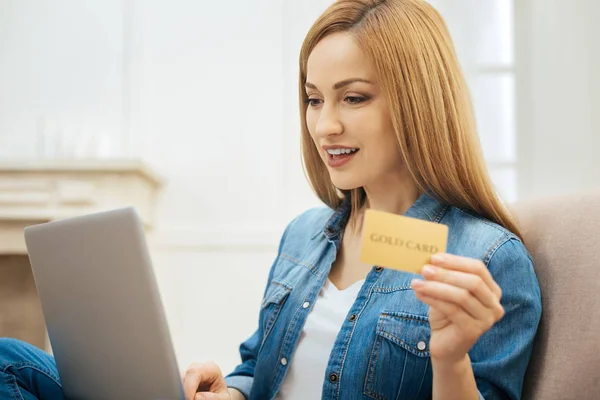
top-left (225, 375), bottom-right (253, 399)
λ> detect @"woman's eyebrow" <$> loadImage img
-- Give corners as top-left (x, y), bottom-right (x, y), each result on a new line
top-left (304, 78), bottom-right (374, 90)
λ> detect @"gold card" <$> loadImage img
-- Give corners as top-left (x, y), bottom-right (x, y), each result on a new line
top-left (360, 209), bottom-right (449, 274)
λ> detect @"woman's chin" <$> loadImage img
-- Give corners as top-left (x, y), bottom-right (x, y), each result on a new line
top-left (330, 177), bottom-right (362, 191)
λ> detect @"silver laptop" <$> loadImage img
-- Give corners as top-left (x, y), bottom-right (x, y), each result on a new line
top-left (24, 207), bottom-right (184, 400)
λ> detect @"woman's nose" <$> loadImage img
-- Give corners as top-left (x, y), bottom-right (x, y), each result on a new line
top-left (314, 106), bottom-right (343, 138)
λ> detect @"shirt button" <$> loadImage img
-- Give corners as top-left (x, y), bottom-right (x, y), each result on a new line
top-left (280, 358), bottom-right (288, 366)
top-left (375, 266), bottom-right (384, 272)
top-left (329, 373), bottom-right (339, 383)
top-left (302, 301), bottom-right (310, 309)
top-left (349, 314), bottom-right (357, 322)
top-left (417, 341), bottom-right (427, 351)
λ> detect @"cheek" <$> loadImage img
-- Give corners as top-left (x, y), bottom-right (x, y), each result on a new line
top-left (360, 116), bottom-right (401, 167)
top-left (379, 131), bottom-right (402, 164)
top-left (305, 110), bottom-right (318, 139)
top-left (365, 134), bottom-right (398, 163)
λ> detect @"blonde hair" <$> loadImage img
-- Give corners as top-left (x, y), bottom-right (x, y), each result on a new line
top-left (299, 0), bottom-right (524, 241)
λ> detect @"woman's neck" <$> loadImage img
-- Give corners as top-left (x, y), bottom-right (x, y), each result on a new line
top-left (363, 178), bottom-right (422, 215)
top-left (346, 178), bottom-right (422, 237)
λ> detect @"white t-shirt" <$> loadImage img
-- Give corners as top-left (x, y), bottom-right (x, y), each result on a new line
top-left (276, 278), bottom-right (365, 399)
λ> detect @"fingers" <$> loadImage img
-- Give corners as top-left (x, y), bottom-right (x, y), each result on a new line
top-left (195, 392), bottom-right (226, 400)
top-left (183, 361), bottom-right (225, 400)
top-left (183, 362), bottom-right (204, 400)
top-left (421, 265), bottom-right (502, 314)
top-left (411, 279), bottom-right (492, 321)
top-left (413, 290), bottom-right (475, 327)
top-left (429, 253), bottom-right (502, 299)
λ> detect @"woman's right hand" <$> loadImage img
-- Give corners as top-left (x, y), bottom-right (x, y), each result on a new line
top-left (182, 361), bottom-right (235, 400)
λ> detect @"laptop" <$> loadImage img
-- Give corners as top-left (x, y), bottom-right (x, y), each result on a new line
top-left (24, 207), bottom-right (185, 400)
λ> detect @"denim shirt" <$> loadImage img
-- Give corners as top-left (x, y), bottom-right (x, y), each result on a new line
top-left (225, 193), bottom-right (542, 400)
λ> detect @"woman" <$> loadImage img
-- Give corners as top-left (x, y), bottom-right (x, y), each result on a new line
top-left (0, 0), bottom-right (541, 399)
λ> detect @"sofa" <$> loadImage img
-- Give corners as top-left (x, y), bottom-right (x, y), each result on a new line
top-left (512, 189), bottom-right (600, 399)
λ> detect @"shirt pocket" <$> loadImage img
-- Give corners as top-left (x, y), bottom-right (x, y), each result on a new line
top-left (364, 311), bottom-right (431, 400)
top-left (259, 280), bottom-right (292, 351)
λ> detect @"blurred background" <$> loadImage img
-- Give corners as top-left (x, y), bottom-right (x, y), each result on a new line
top-left (0, 0), bottom-right (598, 375)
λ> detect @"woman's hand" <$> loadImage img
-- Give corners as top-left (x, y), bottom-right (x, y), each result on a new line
top-left (411, 253), bottom-right (505, 365)
top-left (182, 361), bottom-right (239, 400)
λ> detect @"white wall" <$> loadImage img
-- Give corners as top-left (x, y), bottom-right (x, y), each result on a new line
top-left (127, 0), bottom-right (293, 374)
top-left (131, 0), bottom-right (288, 234)
top-left (0, 0), bottom-right (125, 158)
top-left (281, 1), bottom-right (333, 218)
top-left (516, 0), bottom-right (600, 199)
top-left (0, 0), bottom-right (296, 374)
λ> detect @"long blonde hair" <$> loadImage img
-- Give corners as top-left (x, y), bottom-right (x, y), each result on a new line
top-left (299, 0), bottom-right (523, 241)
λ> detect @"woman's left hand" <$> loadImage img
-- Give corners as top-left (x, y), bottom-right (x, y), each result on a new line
top-left (411, 253), bottom-right (505, 365)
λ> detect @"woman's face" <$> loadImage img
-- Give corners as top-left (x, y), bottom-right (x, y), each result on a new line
top-left (305, 32), bottom-right (404, 191)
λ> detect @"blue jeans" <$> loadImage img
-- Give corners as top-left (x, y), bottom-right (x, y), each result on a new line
top-left (0, 338), bottom-right (64, 400)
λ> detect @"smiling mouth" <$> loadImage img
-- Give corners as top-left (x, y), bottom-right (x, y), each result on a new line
top-left (325, 148), bottom-right (360, 168)
top-left (326, 148), bottom-right (359, 160)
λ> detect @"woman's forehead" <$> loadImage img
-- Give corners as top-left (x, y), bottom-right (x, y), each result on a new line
top-left (306, 32), bottom-right (375, 85)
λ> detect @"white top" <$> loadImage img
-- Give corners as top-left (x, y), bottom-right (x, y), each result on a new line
top-left (276, 278), bottom-right (365, 400)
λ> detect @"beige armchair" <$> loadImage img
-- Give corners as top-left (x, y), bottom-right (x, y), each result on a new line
top-left (512, 189), bottom-right (600, 399)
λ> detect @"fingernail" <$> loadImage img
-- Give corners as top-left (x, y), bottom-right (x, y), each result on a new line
top-left (411, 279), bottom-right (424, 288)
top-left (422, 265), bottom-right (436, 276)
top-left (430, 254), bottom-right (445, 264)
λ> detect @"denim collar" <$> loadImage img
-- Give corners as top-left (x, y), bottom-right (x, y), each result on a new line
top-left (315, 190), bottom-right (449, 240)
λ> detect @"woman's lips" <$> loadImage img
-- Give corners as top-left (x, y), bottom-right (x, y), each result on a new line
top-left (327, 150), bottom-right (359, 168)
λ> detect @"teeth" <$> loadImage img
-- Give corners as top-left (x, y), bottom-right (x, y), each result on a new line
top-left (327, 148), bottom-right (358, 155)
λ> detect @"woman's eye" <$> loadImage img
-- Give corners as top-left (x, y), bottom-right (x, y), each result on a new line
top-left (306, 98), bottom-right (323, 107)
top-left (345, 96), bottom-right (367, 104)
